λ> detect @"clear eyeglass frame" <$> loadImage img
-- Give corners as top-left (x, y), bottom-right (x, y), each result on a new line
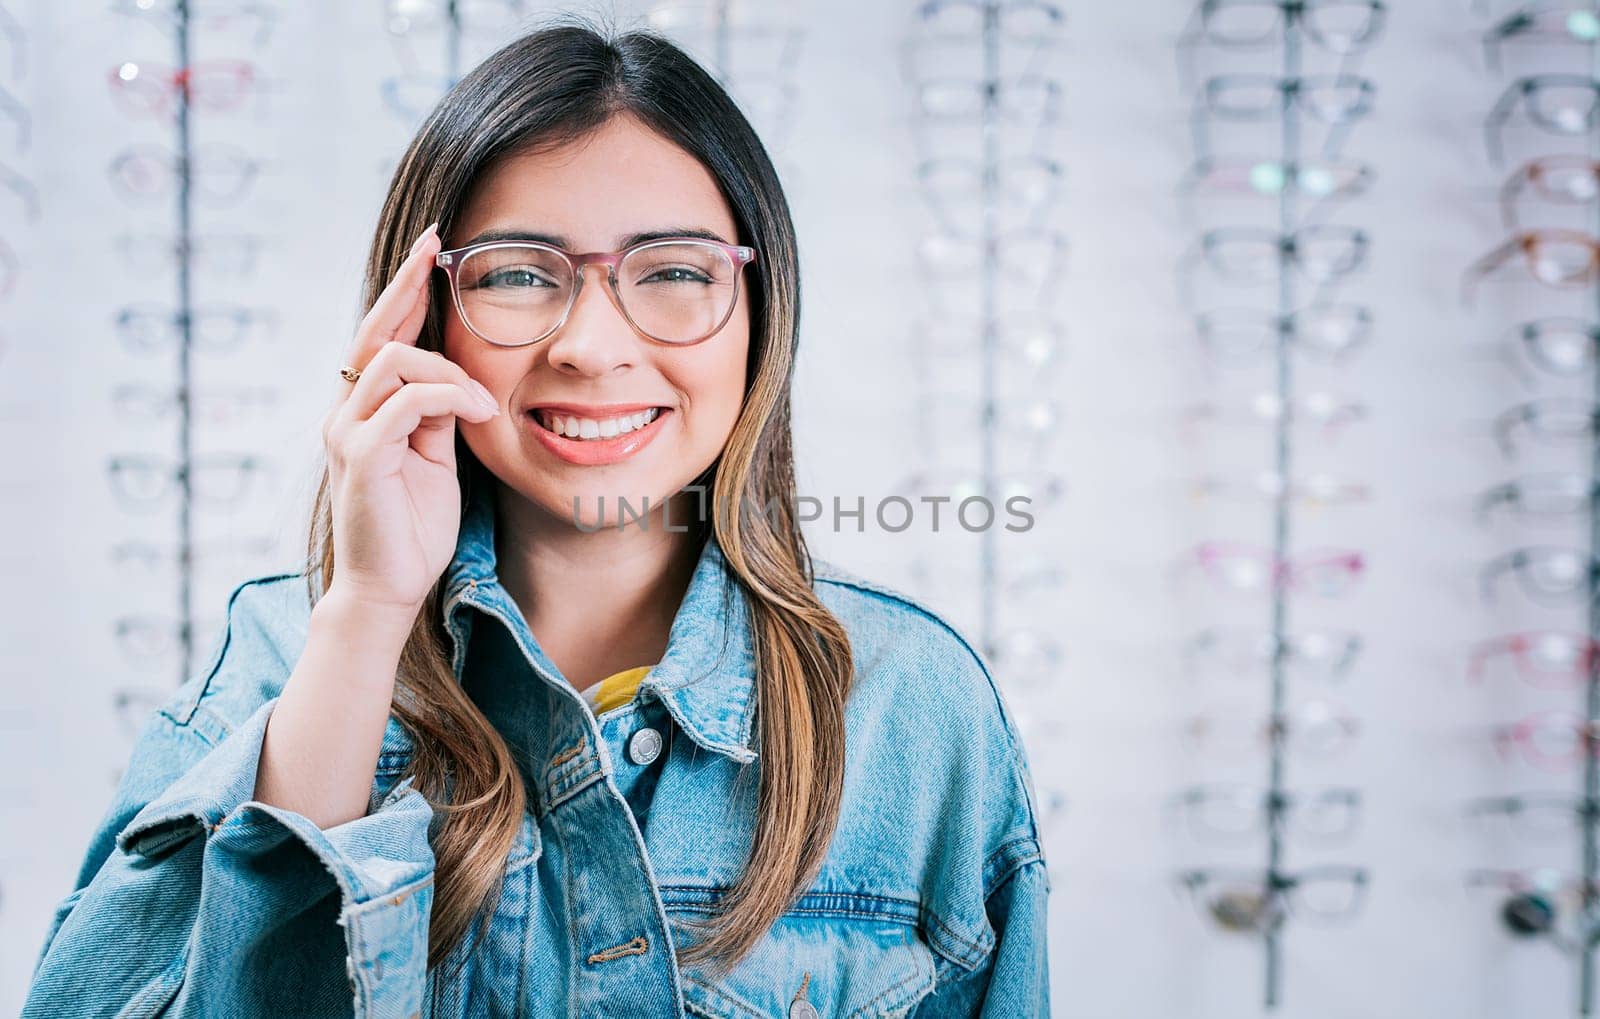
top-left (434, 236), bottom-right (758, 348)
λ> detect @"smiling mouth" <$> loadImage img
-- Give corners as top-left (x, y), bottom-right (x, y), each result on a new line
top-left (529, 407), bottom-right (669, 441)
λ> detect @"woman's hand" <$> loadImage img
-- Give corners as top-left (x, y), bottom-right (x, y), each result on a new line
top-left (319, 222), bottom-right (501, 616)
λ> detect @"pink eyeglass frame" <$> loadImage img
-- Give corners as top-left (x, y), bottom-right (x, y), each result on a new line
top-left (433, 236), bottom-right (758, 348)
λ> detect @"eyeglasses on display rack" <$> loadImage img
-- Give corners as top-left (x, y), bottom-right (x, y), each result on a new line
top-left (1183, 541), bottom-right (1366, 597)
top-left (1468, 793), bottom-right (1599, 844)
top-left (1170, 784), bottom-right (1363, 845)
top-left (434, 235), bottom-right (757, 347)
top-left (1505, 316), bottom-right (1600, 379)
top-left (108, 60), bottom-right (264, 119)
top-left (1466, 229), bottom-right (1600, 297)
top-left (1476, 474), bottom-right (1600, 524)
top-left (109, 142), bottom-right (272, 206)
top-left (1483, 4), bottom-right (1600, 70)
top-left (1500, 155), bottom-right (1600, 230)
top-left (1466, 868), bottom-right (1595, 942)
top-left (112, 383), bottom-right (280, 427)
top-left (1186, 471), bottom-right (1371, 507)
top-left (1181, 157), bottom-right (1375, 223)
top-left (1470, 631), bottom-right (1600, 689)
top-left (915, 154), bottom-right (1065, 239)
top-left (1193, 303), bottom-right (1373, 363)
top-left (1492, 397), bottom-right (1600, 456)
top-left (115, 231), bottom-right (267, 278)
top-left (1188, 226), bottom-right (1369, 287)
top-left (115, 304), bottom-right (279, 355)
top-left (1181, 699), bottom-right (1363, 759)
top-left (106, 453), bottom-right (271, 512)
top-left (1493, 711), bottom-right (1600, 772)
top-left (1190, 74), bottom-right (1375, 160)
top-left (1183, 625), bottom-right (1364, 684)
top-left (1176, 866), bottom-right (1370, 933)
top-left (111, 0), bottom-right (279, 47)
top-left (1181, 392), bottom-right (1369, 438)
top-left (1179, 0), bottom-right (1387, 56)
top-left (1485, 74), bottom-right (1600, 165)
top-left (1480, 546), bottom-right (1600, 606)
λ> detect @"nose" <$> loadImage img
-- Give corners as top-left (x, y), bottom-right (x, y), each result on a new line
top-left (543, 261), bottom-right (639, 375)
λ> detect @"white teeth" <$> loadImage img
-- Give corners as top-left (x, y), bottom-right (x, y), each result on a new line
top-left (537, 407), bottom-right (661, 440)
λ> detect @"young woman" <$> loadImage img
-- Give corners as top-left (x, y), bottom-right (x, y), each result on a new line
top-left (26, 18), bottom-right (1050, 1018)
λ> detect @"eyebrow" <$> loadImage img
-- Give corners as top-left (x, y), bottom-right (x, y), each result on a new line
top-left (459, 226), bottom-right (734, 249)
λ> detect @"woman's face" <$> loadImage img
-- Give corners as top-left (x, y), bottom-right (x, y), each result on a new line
top-left (441, 112), bottom-right (751, 532)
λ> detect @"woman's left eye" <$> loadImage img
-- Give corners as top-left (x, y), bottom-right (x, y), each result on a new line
top-left (642, 266), bottom-right (709, 284)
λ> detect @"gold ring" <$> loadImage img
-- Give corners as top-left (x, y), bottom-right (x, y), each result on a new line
top-left (339, 365), bottom-right (362, 383)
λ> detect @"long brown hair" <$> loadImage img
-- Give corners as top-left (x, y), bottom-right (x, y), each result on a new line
top-left (303, 12), bottom-right (853, 981)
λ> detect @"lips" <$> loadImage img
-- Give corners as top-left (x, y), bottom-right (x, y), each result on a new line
top-left (522, 406), bottom-right (673, 467)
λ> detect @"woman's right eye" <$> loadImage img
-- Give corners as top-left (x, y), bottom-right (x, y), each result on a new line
top-left (478, 266), bottom-right (551, 290)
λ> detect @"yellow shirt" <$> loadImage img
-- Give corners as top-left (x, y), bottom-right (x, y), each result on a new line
top-left (580, 665), bottom-right (654, 716)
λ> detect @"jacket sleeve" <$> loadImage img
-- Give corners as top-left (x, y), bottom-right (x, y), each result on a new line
top-left (23, 579), bottom-right (439, 1019)
top-left (912, 854), bottom-right (1052, 1018)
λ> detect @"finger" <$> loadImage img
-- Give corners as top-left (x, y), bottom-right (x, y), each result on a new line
top-left (337, 222), bottom-right (440, 394)
top-left (342, 341), bottom-right (496, 424)
top-left (358, 382), bottom-right (498, 467)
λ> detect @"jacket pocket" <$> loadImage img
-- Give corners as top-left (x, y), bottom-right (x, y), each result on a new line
top-left (663, 894), bottom-right (937, 1019)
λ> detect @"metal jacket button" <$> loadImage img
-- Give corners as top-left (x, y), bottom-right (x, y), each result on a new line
top-left (789, 998), bottom-right (820, 1019)
top-left (627, 726), bottom-right (663, 765)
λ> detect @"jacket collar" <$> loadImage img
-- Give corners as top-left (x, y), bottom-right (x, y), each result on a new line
top-left (439, 458), bottom-right (758, 764)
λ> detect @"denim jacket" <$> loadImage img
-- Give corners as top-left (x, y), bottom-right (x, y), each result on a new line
top-left (24, 468), bottom-right (1052, 1018)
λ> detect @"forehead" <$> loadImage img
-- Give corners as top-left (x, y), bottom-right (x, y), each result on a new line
top-left (455, 112), bottom-right (738, 250)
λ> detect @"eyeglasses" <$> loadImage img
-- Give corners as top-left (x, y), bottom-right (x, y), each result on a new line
top-left (108, 60), bottom-right (261, 119)
top-left (1181, 0), bottom-right (1387, 56)
top-left (1492, 398), bottom-right (1600, 456)
top-left (1176, 866), bottom-right (1369, 933)
top-left (1500, 155), bottom-right (1600, 230)
top-left (109, 143), bottom-right (270, 207)
top-left (115, 304), bottom-right (279, 355)
top-left (1466, 868), bottom-right (1593, 941)
top-left (915, 154), bottom-right (1065, 240)
top-left (1484, 6), bottom-right (1600, 71)
top-left (1192, 74), bottom-right (1375, 159)
top-left (1508, 316), bottom-right (1600, 379)
top-left (435, 236), bottom-right (757, 347)
top-left (1470, 632), bottom-right (1600, 689)
top-left (1170, 784), bottom-right (1363, 845)
top-left (1493, 711), bottom-right (1600, 772)
top-left (1466, 230), bottom-right (1600, 297)
top-left (116, 231), bottom-right (265, 278)
top-left (112, 383), bottom-right (280, 427)
top-left (1186, 541), bottom-right (1365, 597)
top-left (1486, 75), bottom-right (1600, 165)
top-left (1183, 626), bottom-right (1364, 684)
top-left (112, 0), bottom-right (279, 47)
top-left (1194, 303), bottom-right (1373, 364)
top-left (1181, 157), bottom-right (1374, 216)
top-left (1480, 546), bottom-right (1599, 606)
top-left (1476, 474), bottom-right (1600, 524)
top-left (1191, 226), bottom-right (1369, 286)
top-left (1182, 699), bottom-right (1363, 758)
top-left (106, 453), bottom-right (269, 511)
top-left (1467, 794), bottom-right (1598, 844)
top-left (1187, 471), bottom-right (1371, 507)
top-left (1180, 392), bottom-right (1369, 439)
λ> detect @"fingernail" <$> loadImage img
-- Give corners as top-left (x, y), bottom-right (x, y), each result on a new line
top-left (409, 222), bottom-right (439, 255)
top-left (469, 379), bottom-right (499, 413)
